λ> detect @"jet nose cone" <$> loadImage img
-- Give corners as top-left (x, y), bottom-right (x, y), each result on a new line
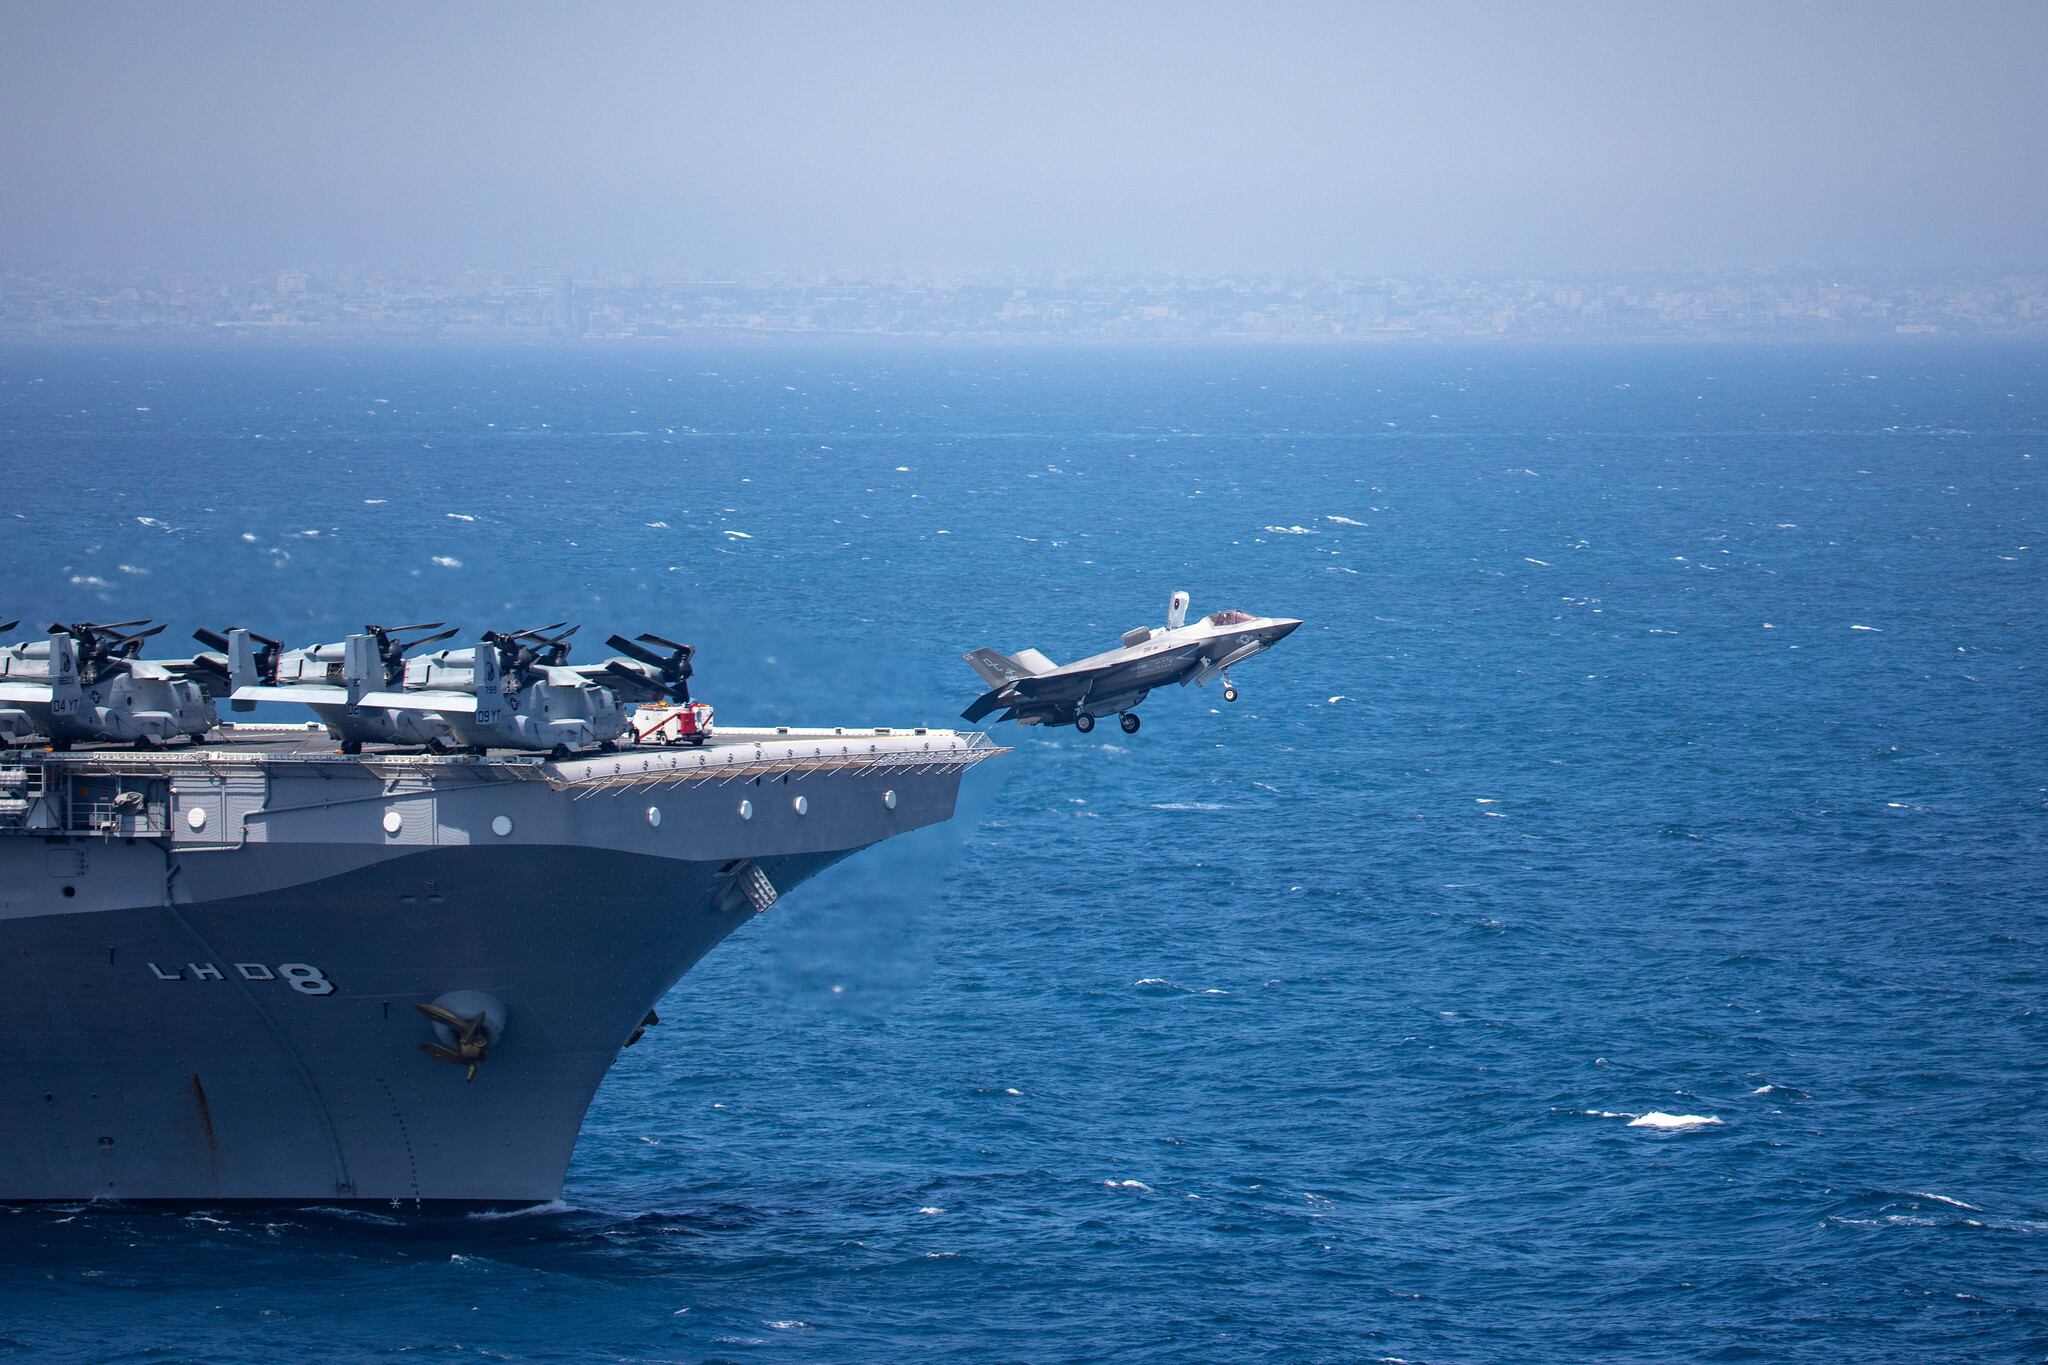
top-left (1266, 618), bottom-right (1302, 643)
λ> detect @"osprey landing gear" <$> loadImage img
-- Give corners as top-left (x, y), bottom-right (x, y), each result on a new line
top-left (1119, 712), bottom-right (1141, 734)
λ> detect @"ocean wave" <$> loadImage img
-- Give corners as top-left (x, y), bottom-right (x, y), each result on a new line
top-left (1579, 1109), bottom-right (1724, 1132)
top-left (465, 1199), bottom-right (572, 1220)
top-left (1627, 1112), bottom-right (1723, 1131)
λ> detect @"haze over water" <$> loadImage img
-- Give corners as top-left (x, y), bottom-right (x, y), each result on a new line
top-left (4, 0), bottom-right (2047, 1357)
top-left (0, 339), bottom-right (2042, 1360)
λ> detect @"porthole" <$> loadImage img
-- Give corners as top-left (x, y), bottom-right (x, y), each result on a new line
top-left (186, 806), bottom-right (207, 832)
top-left (793, 795), bottom-right (809, 816)
top-left (883, 789), bottom-right (897, 810)
top-left (491, 815), bottom-right (513, 837)
top-left (382, 810), bottom-right (403, 835)
top-left (646, 806), bottom-right (662, 828)
top-left (738, 799), bottom-right (753, 821)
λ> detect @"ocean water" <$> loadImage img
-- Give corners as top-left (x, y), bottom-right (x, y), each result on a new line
top-left (0, 340), bottom-right (2042, 1362)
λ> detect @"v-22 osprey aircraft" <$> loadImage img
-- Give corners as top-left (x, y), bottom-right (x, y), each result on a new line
top-left (962, 591), bottom-right (1301, 734)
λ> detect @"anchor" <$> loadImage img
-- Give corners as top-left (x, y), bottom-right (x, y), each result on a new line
top-left (415, 992), bottom-right (506, 1081)
top-left (624, 1009), bottom-right (659, 1048)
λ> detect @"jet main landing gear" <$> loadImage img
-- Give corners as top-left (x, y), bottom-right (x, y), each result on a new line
top-left (1119, 712), bottom-right (1141, 734)
top-left (1074, 713), bottom-right (1096, 734)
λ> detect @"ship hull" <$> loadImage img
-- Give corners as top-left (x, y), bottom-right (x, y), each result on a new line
top-left (0, 730), bottom-right (992, 1204)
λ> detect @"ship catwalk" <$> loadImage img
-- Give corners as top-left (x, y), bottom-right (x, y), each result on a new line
top-left (0, 724), bottom-right (1000, 1204)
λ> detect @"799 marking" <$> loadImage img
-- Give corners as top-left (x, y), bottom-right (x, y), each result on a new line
top-left (146, 962), bottom-right (334, 995)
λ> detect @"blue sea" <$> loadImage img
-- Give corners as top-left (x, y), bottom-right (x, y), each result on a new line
top-left (0, 340), bottom-right (2042, 1362)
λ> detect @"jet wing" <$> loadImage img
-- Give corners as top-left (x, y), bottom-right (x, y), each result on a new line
top-left (355, 690), bottom-right (480, 714)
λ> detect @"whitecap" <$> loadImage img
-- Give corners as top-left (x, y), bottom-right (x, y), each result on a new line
top-left (1524, 557), bottom-right (1551, 567)
top-left (1102, 1179), bottom-right (1151, 1191)
top-left (1148, 801), bottom-right (1227, 811)
top-left (1325, 515), bottom-right (1366, 526)
top-left (431, 556), bottom-right (462, 568)
top-left (465, 1198), bottom-right (570, 1220)
top-left (1262, 524), bottom-right (1315, 535)
top-left (894, 465), bottom-right (911, 472)
top-left (1328, 695), bottom-right (1346, 703)
top-left (1906, 1191), bottom-right (1981, 1211)
top-left (722, 530), bottom-right (752, 539)
top-left (446, 512), bottom-right (476, 522)
top-left (646, 521), bottom-right (669, 529)
top-left (916, 1206), bottom-right (945, 1215)
top-left (1850, 624), bottom-right (1882, 632)
top-left (363, 498), bottom-right (387, 505)
top-left (1627, 1112), bottom-right (1722, 1131)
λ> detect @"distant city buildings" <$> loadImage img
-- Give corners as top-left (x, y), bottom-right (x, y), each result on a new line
top-left (2, 267), bottom-right (2044, 341)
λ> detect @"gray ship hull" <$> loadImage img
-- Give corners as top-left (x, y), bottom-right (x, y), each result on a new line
top-left (0, 725), bottom-right (997, 1204)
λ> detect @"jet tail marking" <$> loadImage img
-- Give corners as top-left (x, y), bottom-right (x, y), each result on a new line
top-left (963, 648), bottom-right (1040, 687)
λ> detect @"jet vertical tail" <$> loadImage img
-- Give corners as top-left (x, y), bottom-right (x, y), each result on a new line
top-left (963, 648), bottom-right (1038, 687)
top-left (1168, 591), bottom-right (1189, 630)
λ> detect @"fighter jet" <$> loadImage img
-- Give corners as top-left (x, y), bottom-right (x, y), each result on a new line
top-left (961, 591), bottom-right (1301, 733)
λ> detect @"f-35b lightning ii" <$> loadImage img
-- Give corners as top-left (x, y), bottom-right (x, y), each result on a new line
top-left (962, 591), bottom-right (1301, 734)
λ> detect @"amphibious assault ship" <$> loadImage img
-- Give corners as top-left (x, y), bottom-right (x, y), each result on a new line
top-left (0, 720), bottom-right (999, 1204)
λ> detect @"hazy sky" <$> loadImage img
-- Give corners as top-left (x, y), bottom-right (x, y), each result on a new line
top-left (5, 2), bottom-right (2045, 275)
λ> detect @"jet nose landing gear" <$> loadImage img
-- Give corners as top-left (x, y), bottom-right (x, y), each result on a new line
top-left (1222, 684), bottom-right (1240, 703)
top-left (1119, 712), bottom-right (1141, 734)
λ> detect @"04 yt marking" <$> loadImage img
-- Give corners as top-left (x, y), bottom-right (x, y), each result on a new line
top-left (146, 962), bottom-right (335, 995)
